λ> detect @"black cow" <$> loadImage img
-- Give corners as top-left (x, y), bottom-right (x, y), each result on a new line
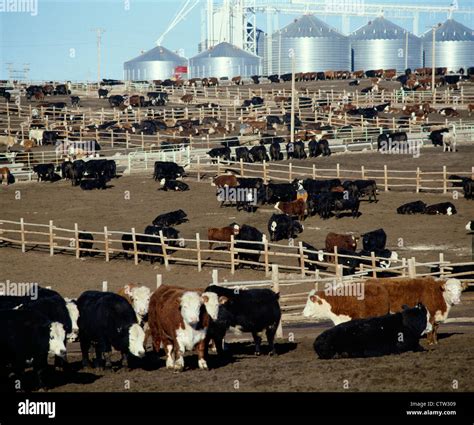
top-left (270, 141), bottom-right (283, 161)
top-left (98, 88), bottom-right (109, 98)
top-left (309, 139), bottom-right (331, 157)
top-left (268, 75), bottom-right (280, 83)
top-left (71, 160), bottom-right (86, 186)
top-left (448, 175), bottom-right (471, 188)
top-left (80, 176), bottom-right (107, 190)
top-left (249, 145), bottom-right (269, 162)
top-left (266, 115), bottom-right (282, 126)
top-left (78, 232), bottom-right (94, 257)
top-left (431, 264), bottom-right (474, 280)
top-left (204, 285), bottom-right (281, 356)
top-left (343, 180), bottom-right (377, 202)
top-left (108, 95), bottom-right (125, 107)
top-left (141, 226), bottom-right (181, 264)
top-left (301, 241), bottom-right (326, 271)
top-left (0, 310), bottom-right (66, 389)
top-left (153, 161), bottom-right (185, 181)
top-left (265, 182), bottom-right (296, 204)
top-left (348, 79), bottom-right (360, 86)
top-left (358, 249), bottom-right (398, 269)
top-left (70, 96), bottom-right (80, 107)
top-left (429, 129), bottom-right (449, 147)
top-left (251, 75), bottom-right (260, 84)
top-left (314, 304), bottom-right (430, 359)
top-left (377, 132), bottom-right (408, 151)
top-left (152, 209), bottom-right (188, 227)
top-left (33, 164), bottom-right (55, 182)
top-left (235, 146), bottom-right (253, 163)
top-left (297, 178), bottom-right (341, 195)
top-left (424, 202), bottom-right (457, 215)
top-left (397, 201), bottom-right (427, 214)
top-left (61, 161), bottom-right (74, 180)
top-left (463, 180), bottom-right (474, 200)
top-left (313, 192), bottom-right (359, 219)
top-left (362, 229), bottom-right (387, 252)
top-left (77, 291), bottom-right (145, 369)
top-left (207, 147), bottom-right (231, 162)
top-left (286, 141), bottom-right (307, 159)
top-left (237, 177), bottom-right (264, 189)
top-left (234, 225), bottom-right (264, 268)
top-left (159, 179), bottom-right (189, 191)
top-left (268, 214), bottom-right (303, 241)
top-left (42, 131), bottom-right (59, 145)
top-left (333, 196), bottom-right (360, 219)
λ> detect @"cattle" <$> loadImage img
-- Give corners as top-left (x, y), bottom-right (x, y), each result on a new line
top-left (424, 202), bottom-right (457, 215)
top-left (77, 291), bottom-right (145, 368)
top-left (377, 132), bottom-right (408, 151)
top-left (362, 228), bottom-right (387, 252)
top-left (180, 94), bottom-right (193, 104)
top-left (343, 179), bottom-right (377, 202)
top-left (235, 146), bottom-right (253, 163)
top-left (268, 74), bottom-right (280, 83)
top-left (366, 277), bottom-right (467, 344)
top-left (311, 192), bottom-right (359, 219)
top-left (158, 178), bottom-right (189, 192)
top-left (466, 221), bottom-right (474, 232)
top-left (237, 177), bottom-right (264, 189)
top-left (208, 223), bottom-right (240, 249)
top-left (298, 178), bottom-right (341, 195)
top-left (270, 141), bottom-right (283, 161)
top-left (76, 232), bottom-right (94, 257)
top-left (268, 213), bottom-right (303, 242)
top-left (249, 145), bottom-right (269, 162)
top-left (449, 174), bottom-right (471, 187)
top-left (0, 167), bottom-right (12, 185)
top-left (313, 304), bottom-right (431, 359)
top-left (70, 96), bottom-right (80, 107)
top-left (286, 140), bottom-right (306, 159)
top-left (80, 176), bottom-right (107, 190)
top-left (28, 129), bottom-right (44, 145)
top-left (153, 161), bottom-right (185, 181)
top-left (429, 128), bottom-right (449, 147)
top-left (397, 200), bottom-right (427, 214)
top-left (129, 95), bottom-right (145, 107)
top-left (439, 107), bottom-right (459, 117)
top-left (204, 285), bottom-right (281, 356)
top-left (234, 225), bottom-right (265, 267)
top-left (117, 283), bottom-right (151, 326)
top-left (358, 248), bottom-right (399, 269)
top-left (431, 264), bottom-right (474, 280)
top-left (71, 160), bottom-right (86, 186)
top-left (212, 174), bottom-right (239, 188)
top-left (33, 163), bottom-right (55, 182)
top-left (251, 75), bottom-right (260, 84)
top-left (349, 79), bottom-right (360, 86)
top-left (42, 130), bottom-right (59, 146)
top-left (108, 95), bottom-right (125, 107)
top-left (274, 198), bottom-right (307, 221)
top-left (265, 182), bottom-right (296, 204)
top-left (148, 285), bottom-right (219, 371)
top-left (301, 241), bottom-right (326, 271)
top-left (152, 209), bottom-right (188, 227)
top-left (308, 139), bottom-right (331, 157)
top-left (325, 232), bottom-right (358, 255)
top-left (207, 146), bottom-right (231, 162)
top-left (0, 310), bottom-right (66, 389)
top-left (464, 180), bottom-right (474, 200)
top-left (303, 283), bottom-right (390, 325)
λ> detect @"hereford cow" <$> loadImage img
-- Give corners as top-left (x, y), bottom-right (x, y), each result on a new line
top-left (148, 285), bottom-right (219, 371)
top-left (208, 224), bottom-right (240, 249)
top-left (117, 283), bottom-right (151, 326)
top-left (274, 198), bottom-right (307, 221)
top-left (366, 277), bottom-right (467, 344)
top-left (212, 174), bottom-right (239, 188)
top-left (0, 167), bottom-right (12, 185)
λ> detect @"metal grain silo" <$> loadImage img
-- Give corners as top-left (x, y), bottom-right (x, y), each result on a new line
top-left (266, 14), bottom-right (350, 75)
top-left (350, 17), bottom-right (422, 73)
top-left (422, 19), bottom-right (474, 72)
top-left (123, 46), bottom-right (187, 81)
top-left (189, 42), bottom-right (261, 79)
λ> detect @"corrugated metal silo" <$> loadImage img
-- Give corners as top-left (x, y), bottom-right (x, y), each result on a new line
top-left (266, 14), bottom-right (350, 75)
top-left (350, 17), bottom-right (422, 72)
top-left (422, 19), bottom-right (474, 72)
top-left (123, 46), bottom-right (187, 81)
top-left (189, 42), bottom-right (262, 79)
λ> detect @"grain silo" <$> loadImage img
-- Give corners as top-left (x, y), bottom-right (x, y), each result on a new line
top-left (422, 19), bottom-right (474, 72)
top-left (350, 17), bottom-right (422, 73)
top-left (265, 14), bottom-right (350, 75)
top-left (189, 42), bottom-right (261, 79)
top-left (123, 46), bottom-right (188, 81)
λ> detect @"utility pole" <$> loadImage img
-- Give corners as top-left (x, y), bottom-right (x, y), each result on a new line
top-left (290, 48), bottom-right (296, 145)
top-left (431, 25), bottom-right (436, 102)
top-left (405, 31), bottom-right (409, 71)
top-left (92, 28), bottom-right (105, 84)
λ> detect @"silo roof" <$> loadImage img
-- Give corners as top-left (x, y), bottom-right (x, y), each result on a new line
top-left (125, 45), bottom-right (186, 64)
top-left (421, 19), bottom-right (474, 42)
top-left (277, 14), bottom-right (346, 39)
top-left (191, 42), bottom-right (260, 60)
top-left (351, 16), bottom-right (418, 40)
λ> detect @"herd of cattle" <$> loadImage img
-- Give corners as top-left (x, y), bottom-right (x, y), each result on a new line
top-left (0, 271), bottom-right (468, 389)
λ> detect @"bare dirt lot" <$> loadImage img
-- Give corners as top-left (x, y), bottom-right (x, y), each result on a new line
top-left (1, 146), bottom-right (473, 392)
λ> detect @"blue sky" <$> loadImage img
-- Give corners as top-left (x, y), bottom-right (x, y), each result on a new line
top-left (1, 0), bottom-right (473, 81)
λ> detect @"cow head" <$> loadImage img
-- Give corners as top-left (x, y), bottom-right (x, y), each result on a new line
top-left (180, 291), bottom-right (202, 326)
top-left (124, 285), bottom-right (151, 323)
top-left (303, 290), bottom-right (333, 321)
top-left (64, 298), bottom-right (79, 342)
top-left (49, 322), bottom-right (67, 358)
top-left (442, 278), bottom-right (465, 306)
top-left (466, 221), bottom-right (473, 232)
top-left (159, 178), bottom-right (166, 186)
top-left (201, 292), bottom-right (219, 320)
top-left (128, 323), bottom-right (146, 358)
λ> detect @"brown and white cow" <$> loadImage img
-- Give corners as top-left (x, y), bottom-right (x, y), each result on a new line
top-left (0, 167), bottom-right (11, 185)
top-left (148, 285), bottom-right (219, 371)
top-left (366, 277), bottom-right (467, 344)
top-left (207, 224), bottom-right (240, 250)
top-left (303, 283), bottom-right (390, 325)
top-left (212, 174), bottom-right (239, 188)
top-left (325, 232), bottom-right (358, 253)
top-left (117, 283), bottom-right (151, 325)
top-left (275, 198), bottom-right (307, 221)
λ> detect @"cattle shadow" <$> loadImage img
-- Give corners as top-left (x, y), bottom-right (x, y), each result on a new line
top-left (436, 332), bottom-right (464, 341)
top-left (219, 341), bottom-right (298, 357)
top-left (333, 211), bottom-right (362, 219)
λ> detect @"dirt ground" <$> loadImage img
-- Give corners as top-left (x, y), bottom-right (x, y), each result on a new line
top-left (1, 146), bottom-right (473, 392)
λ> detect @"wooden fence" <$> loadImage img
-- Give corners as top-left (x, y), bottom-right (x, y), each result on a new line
top-left (1, 218), bottom-right (473, 283)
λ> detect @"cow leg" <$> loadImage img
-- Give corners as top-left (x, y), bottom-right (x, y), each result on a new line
top-left (164, 343), bottom-right (175, 369)
top-left (196, 340), bottom-right (209, 370)
top-left (80, 337), bottom-right (92, 368)
top-left (266, 325), bottom-right (278, 356)
top-left (252, 331), bottom-right (263, 356)
top-left (174, 344), bottom-right (185, 372)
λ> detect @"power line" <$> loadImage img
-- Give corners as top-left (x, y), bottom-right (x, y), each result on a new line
top-left (91, 28), bottom-right (105, 83)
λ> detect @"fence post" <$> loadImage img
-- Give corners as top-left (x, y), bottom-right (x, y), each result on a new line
top-left (20, 218), bottom-right (26, 253)
top-left (74, 223), bottom-right (80, 259)
top-left (240, 158), bottom-right (244, 176)
top-left (156, 274), bottom-right (162, 288)
top-left (408, 257), bottom-right (416, 278)
top-left (384, 165), bottom-right (388, 192)
top-left (336, 163), bottom-right (340, 178)
top-left (371, 251), bottom-right (377, 278)
top-left (299, 241), bottom-right (305, 276)
top-left (443, 165), bottom-right (447, 194)
top-left (102, 281), bottom-right (108, 292)
top-left (312, 164), bottom-right (316, 179)
top-left (263, 235), bottom-right (269, 276)
top-left (212, 269), bottom-right (219, 285)
top-left (131, 228), bottom-right (138, 265)
top-left (416, 167), bottom-right (420, 193)
top-left (217, 156), bottom-right (221, 175)
top-left (230, 235), bottom-right (235, 275)
top-left (272, 264), bottom-right (283, 338)
top-left (159, 230), bottom-right (170, 270)
top-left (439, 252), bottom-right (445, 276)
top-left (49, 220), bottom-right (54, 256)
top-left (361, 165), bottom-right (365, 180)
top-left (104, 226), bottom-right (109, 262)
top-left (263, 160), bottom-right (267, 184)
top-left (197, 156), bottom-right (201, 182)
top-left (196, 233), bottom-right (202, 272)
top-left (288, 163), bottom-right (292, 182)
top-left (333, 245), bottom-right (339, 272)
top-left (402, 258), bottom-right (407, 277)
